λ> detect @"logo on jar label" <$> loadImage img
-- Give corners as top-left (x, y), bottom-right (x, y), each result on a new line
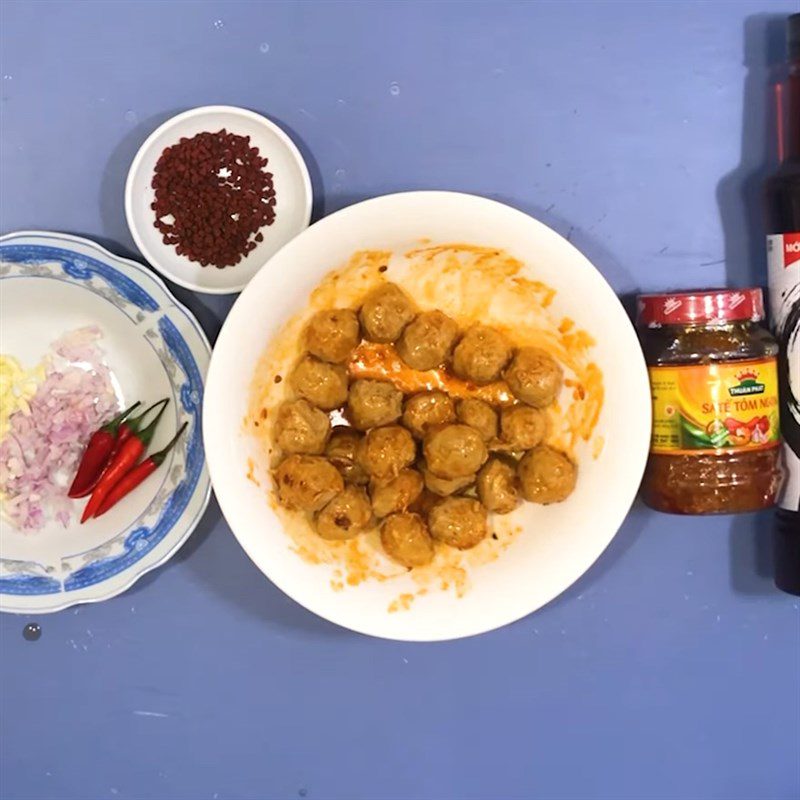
top-left (663, 297), bottom-right (682, 316)
top-left (728, 369), bottom-right (765, 397)
top-left (728, 292), bottom-right (746, 310)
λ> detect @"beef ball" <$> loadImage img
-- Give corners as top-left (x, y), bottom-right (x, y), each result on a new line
top-left (315, 485), bottom-right (373, 540)
top-left (423, 424), bottom-right (487, 479)
top-left (289, 355), bottom-right (349, 411)
top-left (276, 399), bottom-right (330, 455)
top-left (359, 282), bottom-right (415, 343)
top-left (517, 445), bottom-right (577, 504)
top-left (380, 512), bottom-right (435, 568)
top-left (370, 469), bottom-right (424, 517)
top-left (402, 391), bottom-right (456, 439)
top-left (274, 454), bottom-right (343, 511)
top-left (357, 425), bottom-right (417, 480)
top-left (456, 398), bottom-right (498, 442)
top-left (347, 379), bottom-right (403, 430)
top-left (325, 427), bottom-right (369, 485)
top-left (499, 405), bottom-right (548, 450)
top-left (422, 465), bottom-right (475, 497)
top-left (503, 347), bottom-right (563, 408)
top-left (304, 308), bottom-right (361, 364)
top-left (452, 325), bottom-right (512, 385)
top-left (428, 497), bottom-right (488, 549)
top-left (396, 310), bottom-right (459, 371)
top-left (477, 457), bottom-right (520, 514)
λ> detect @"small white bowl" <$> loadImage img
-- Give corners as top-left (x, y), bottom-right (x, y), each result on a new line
top-left (125, 105), bottom-right (312, 295)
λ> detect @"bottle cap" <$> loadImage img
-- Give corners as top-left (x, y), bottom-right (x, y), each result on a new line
top-left (637, 288), bottom-right (765, 327)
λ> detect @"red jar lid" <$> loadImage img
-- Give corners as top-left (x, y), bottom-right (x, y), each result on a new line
top-left (637, 288), bottom-right (765, 327)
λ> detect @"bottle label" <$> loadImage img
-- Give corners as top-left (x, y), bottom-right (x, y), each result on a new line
top-left (767, 233), bottom-right (800, 511)
top-left (649, 359), bottom-right (780, 454)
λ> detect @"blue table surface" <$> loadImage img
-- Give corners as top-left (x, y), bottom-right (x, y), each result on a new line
top-left (1, 2), bottom-right (799, 799)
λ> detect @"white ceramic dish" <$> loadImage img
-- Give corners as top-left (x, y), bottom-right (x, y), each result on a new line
top-left (204, 192), bottom-right (651, 641)
top-left (0, 232), bottom-right (212, 613)
top-left (125, 105), bottom-right (312, 295)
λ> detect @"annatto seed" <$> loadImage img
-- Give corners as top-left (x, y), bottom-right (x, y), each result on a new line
top-left (150, 129), bottom-right (277, 269)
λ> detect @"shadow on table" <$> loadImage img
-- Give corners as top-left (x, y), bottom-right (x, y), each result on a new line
top-left (189, 499), bottom-right (346, 637)
top-left (729, 511), bottom-right (778, 595)
top-left (717, 13), bottom-right (786, 289)
top-left (716, 12), bottom-right (787, 596)
top-left (127, 495), bottom-right (346, 637)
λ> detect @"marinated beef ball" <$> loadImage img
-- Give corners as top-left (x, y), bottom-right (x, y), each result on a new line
top-left (402, 391), bottom-right (456, 439)
top-left (357, 425), bottom-right (417, 480)
top-left (289, 355), bottom-right (349, 411)
top-left (499, 405), bottom-right (548, 450)
top-left (276, 399), bottom-right (330, 455)
top-left (274, 455), bottom-right (343, 511)
top-left (304, 308), bottom-right (360, 364)
top-left (503, 347), bottom-right (563, 408)
top-left (315, 486), bottom-right (373, 540)
top-left (518, 445), bottom-right (577, 504)
top-left (359, 282), bottom-right (415, 343)
top-left (370, 469), bottom-right (424, 517)
top-left (428, 497), bottom-right (488, 549)
top-left (456, 398), bottom-right (498, 442)
top-left (477, 457), bottom-right (520, 514)
top-left (380, 512), bottom-right (435, 568)
top-left (452, 325), bottom-right (512, 385)
top-left (325, 427), bottom-right (369, 485)
top-left (422, 465), bottom-right (475, 497)
top-left (396, 310), bottom-right (459, 371)
top-left (423, 424), bottom-right (488, 479)
top-left (347, 379), bottom-right (403, 431)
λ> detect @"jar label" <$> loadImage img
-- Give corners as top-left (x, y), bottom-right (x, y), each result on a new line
top-left (648, 358), bottom-right (780, 454)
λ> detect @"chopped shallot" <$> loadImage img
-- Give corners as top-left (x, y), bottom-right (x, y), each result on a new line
top-left (0, 327), bottom-right (119, 532)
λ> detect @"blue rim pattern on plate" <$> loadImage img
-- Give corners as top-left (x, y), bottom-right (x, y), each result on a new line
top-left (0, 232), bottom-right (211, 609)
top-left (1, 244), bottom-right (160, 312)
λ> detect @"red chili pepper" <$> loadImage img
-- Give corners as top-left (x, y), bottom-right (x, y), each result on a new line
top-left (112, 399), bottom-right (169, 449)
top-left (68, 402), bottom-right (141, 498)
top-left (81, 399), bottom-right (170, 523)
top-left (94, 422), bottom-right (188, 518)
top-left (100, 400), bottom-right (169, 473)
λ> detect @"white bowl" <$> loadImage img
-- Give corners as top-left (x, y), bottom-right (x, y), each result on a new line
top-left (204, 192), bottom-right (651, 641)
top-left (0, 232), bottom-right (212, 613)
top-left (125, 105), bottom-right (312, 295)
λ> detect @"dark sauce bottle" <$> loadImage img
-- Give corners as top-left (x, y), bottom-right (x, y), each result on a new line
top-left (765, 14), bottom-right (800, 595)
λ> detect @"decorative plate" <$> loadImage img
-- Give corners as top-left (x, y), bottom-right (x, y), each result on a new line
top-left (0, 232), bottom-right (211, 613)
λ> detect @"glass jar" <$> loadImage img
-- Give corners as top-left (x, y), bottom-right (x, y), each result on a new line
top-left (637, 288), bottom-right (782, 514)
